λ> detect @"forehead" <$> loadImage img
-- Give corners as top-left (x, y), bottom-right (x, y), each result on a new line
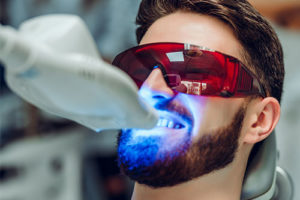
top-left (140, 11), bottom-right (244, 62)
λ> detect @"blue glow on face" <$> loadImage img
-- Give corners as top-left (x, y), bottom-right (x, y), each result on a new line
top-left (118, 85), bottom-right (207, 171)
top-left (118, 129), bottom-right (162, 170)
top-left (137, 85), bottom-right (195, 136)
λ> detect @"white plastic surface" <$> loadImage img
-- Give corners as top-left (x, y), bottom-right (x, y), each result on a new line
top-left (0, 14), bottom-right (158, 130)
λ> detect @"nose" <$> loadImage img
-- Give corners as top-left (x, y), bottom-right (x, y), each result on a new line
top-left (139, 68), bottom-right (175, 103)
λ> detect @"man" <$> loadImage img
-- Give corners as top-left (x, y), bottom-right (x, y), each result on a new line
top-left (112, 0), bottom-right (284, 199)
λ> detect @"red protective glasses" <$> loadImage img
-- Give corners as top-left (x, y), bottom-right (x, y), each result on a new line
top-left (112, 43), bottom-right (266, 97)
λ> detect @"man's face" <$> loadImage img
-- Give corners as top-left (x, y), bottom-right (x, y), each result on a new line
top-left (117, 12), bottom-right (248, 187)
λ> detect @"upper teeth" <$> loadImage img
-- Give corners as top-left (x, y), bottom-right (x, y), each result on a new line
top-left (157, 118), bottom-right (183, 129)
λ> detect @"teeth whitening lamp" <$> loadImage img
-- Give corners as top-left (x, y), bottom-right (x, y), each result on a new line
top-left (0, 14), bottom-right (158, 131)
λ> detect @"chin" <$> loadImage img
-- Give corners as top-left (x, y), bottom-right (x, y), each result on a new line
top-left (117, 104), bottom-right (246, 188)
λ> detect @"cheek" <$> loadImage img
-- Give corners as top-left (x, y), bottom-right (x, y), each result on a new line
top-left (190, 97), bottom-right (245, 139)
top-left (177, 94), bottom-right (207, 138)
top-left (159, 131), bottom-right (188, 153)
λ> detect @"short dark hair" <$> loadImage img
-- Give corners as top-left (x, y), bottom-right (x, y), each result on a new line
top-left (136, 0), bottom-right (285, 103)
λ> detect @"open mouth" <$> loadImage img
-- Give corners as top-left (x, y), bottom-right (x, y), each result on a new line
top-left (127, 111), bottom-right (189, 138)
top-left (156, 111), bottom-right (187, 130)
top-left (157, 117), bottom-right (185, 129)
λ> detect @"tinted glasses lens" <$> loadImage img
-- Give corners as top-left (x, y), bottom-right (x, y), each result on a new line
top-left (112, 43), bottom-right (233, 96)
top-left (112, 43), bottom-right (265, 97)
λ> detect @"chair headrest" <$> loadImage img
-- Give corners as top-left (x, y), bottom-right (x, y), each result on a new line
top-left (241, 132), bottom-right (277, 200)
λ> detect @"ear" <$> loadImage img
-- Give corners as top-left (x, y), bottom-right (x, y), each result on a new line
top-left (243, 97), bottom-right (280, 144)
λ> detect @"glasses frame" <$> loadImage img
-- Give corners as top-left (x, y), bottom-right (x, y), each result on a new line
top-left (112, 42), bottom-right (266, 98)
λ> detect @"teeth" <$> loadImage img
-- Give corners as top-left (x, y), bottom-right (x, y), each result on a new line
top-left (156, 118), bottom-right (183, 129)
top-left (157, 119), bottom-right (162, 126)
top-left (168, 121), bottom-right (174, 128)
top-left (161, 119), bottom-right (168, 127)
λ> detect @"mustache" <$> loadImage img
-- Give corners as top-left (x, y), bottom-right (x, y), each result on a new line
top-left (154, 98), bottom-right (194, 125)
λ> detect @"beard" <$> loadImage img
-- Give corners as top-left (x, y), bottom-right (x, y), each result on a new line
top-left (117, 100), bottom-right (247, 188)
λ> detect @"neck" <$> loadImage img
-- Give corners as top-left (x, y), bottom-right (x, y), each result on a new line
top-left (131, 149), bottom-right (249, 200)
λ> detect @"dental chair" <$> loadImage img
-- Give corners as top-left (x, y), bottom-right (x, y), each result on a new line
top-left (241, 131), bottom-right (294, 200)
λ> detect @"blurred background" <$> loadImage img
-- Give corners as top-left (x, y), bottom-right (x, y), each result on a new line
top-left (0, 0), bottom-right (299, 199)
